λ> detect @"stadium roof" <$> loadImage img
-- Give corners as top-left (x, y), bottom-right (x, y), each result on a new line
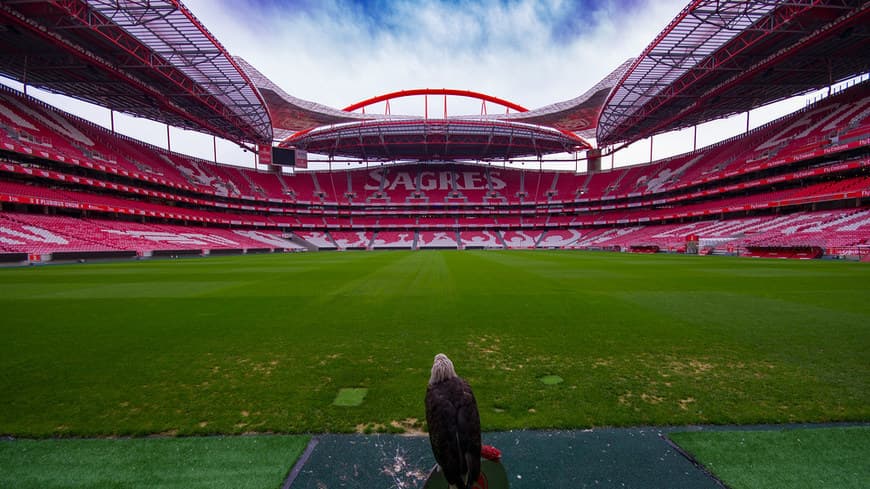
top-left (241, 53), bottom-right (630, 144)
top-left (0, 0), bottom-right (271, 144)
top-left (597, 0), bottom-right (870, 146)
top-left (474, 58), bottom-right (633, 140)
top-left (3, 0), bottom-right (866, 160)
top-left (234, 57), bottom-right (381, 142)
top-left (282, 119), bottom-right (590, 162)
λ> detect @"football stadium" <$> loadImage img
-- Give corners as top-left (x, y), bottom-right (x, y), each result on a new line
top-left (0, 0), bottom-right (868, 488)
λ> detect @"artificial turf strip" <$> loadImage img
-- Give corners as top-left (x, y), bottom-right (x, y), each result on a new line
top-left (0, 435), bottom-right (309, 489)
top-left (0, 251), bottom-right (868, 436)
top-left (669, 426), bottom-right (870, 489)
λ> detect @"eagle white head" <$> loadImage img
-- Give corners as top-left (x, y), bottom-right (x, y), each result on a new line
top-left (429, 353), bottom-right (458, 385)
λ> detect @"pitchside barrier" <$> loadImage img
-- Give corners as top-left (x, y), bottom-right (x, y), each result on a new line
top-left (207, 248), bottom-right (246, 256)
top-left (743, 246), bottom-right (824, 259)
top-left (50, 250), bottom-right (138, 261)
top-left (1, 252), bottom-right (27, 264)
top-left (151, 249), bottom-right (204, 258)
top-left (629, 245), bottom-right (660, 253)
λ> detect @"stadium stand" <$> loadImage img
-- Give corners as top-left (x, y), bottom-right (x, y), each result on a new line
top-left (550, 209), bottom-right (870, 256)
top-left (0, 69), bottom-right (868, 261)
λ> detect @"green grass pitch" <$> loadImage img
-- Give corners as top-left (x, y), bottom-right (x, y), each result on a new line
top-left (0, 250), bottom-right (868, 437)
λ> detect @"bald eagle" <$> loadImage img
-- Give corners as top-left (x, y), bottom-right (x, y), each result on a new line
top-left (425, 353), bottom-right (481, 489)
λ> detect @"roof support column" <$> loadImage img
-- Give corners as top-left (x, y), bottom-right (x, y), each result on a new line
top-left (166, 124), bottom-right (171, 152)
top-left (649, 135), bottom-right (654, 163)
top-left (22, 55), bottom-right (28, 95)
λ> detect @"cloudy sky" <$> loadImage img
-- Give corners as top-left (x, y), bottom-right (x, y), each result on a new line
top-left (185, 0), bottom-right (681, 109)
top-left (1, 0), bottom-right (836, 169)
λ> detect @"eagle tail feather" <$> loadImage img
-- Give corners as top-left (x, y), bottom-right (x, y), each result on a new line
top-left (464, 452), bottom-right (477, 489)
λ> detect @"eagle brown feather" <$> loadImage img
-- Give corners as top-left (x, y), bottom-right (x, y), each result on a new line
top-left (425, 354), bottom-right (481, 489)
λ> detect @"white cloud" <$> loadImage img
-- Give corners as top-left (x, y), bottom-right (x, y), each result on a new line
top-left (186, 0), bottom-right (685, 109)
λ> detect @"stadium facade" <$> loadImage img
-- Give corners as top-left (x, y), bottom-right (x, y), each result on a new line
top-left (0, 0), bottom-right (868, 263)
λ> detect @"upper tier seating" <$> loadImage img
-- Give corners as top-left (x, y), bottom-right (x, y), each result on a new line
top-left (3, 162), bottom-right (867, 231)
top-left (1, 81), bottom-right (869, 210)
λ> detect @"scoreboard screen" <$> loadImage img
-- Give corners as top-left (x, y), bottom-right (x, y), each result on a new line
top-left (271, 147), bottom-right (308, 168)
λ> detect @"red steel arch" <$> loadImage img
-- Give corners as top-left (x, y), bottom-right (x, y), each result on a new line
top-left (343, 89), bottom-right (529, 114)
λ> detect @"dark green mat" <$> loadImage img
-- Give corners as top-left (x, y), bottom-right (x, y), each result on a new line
top-left (287, 429), bottom-right (721, 488)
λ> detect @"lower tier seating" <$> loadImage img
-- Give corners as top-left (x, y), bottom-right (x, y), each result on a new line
top-left (0, 212), bottom-right (303, 254)
top-left (417, 231), bottom-right (460, 248)
top-left (459, 231), bottom-right (502, 248)
top-left (2, 207), bottom-right (867, 256)
top-left (371, 231), bottom-right (415, 248)
top-left (330, 231), bottom-right (373, 249)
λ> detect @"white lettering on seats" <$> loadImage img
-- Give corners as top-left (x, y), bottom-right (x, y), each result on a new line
top-left (1, 94), bottom-right (94, 146)
top-left (419, 171), bottom-right (437, 190)
top-left (387, 171), bottom-right (415, 191)
top-left (232, 230), bottom-right (298, 247)
top-left (0, 225), bottom-right (68, 244)
top-left (0, 94), bottom-right (37, 130)
top-left (364, 169), bottom-right (386, 190)
top-left (756, 101), bottom-right (859, 152)
top-left (366, 170), bottom-right (498, 191)
top-left (102, 230), bottom-right (239, 246)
